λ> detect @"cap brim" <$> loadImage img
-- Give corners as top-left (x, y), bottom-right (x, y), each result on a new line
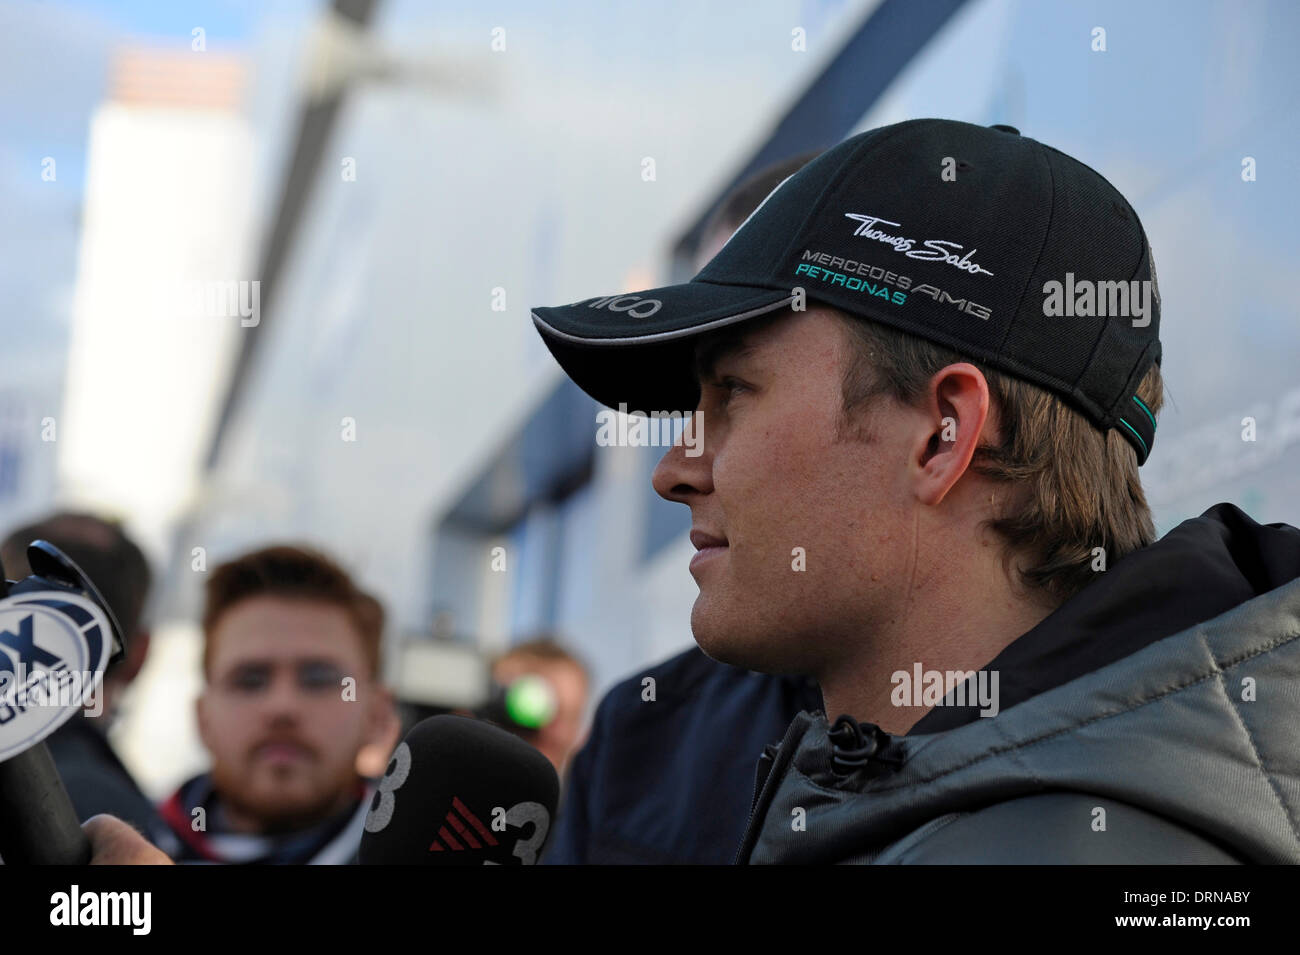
top-left (531, 279), bottom-right (794, 414)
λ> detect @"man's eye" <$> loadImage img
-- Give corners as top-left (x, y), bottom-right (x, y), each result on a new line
top-left (299, 663), bottom-right (342, 689)
top-left (718, 376), bottom-right (749, 402)
top-left (230, 670), bottom-right (269, 692)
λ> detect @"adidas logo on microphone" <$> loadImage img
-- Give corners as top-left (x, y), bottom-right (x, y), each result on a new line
top-left (429, 796), bottom-right (499, 853)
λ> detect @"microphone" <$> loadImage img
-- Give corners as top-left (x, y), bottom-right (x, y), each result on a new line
top-left (0, 541), bottom-right (125, 865)
top-left (359, 714), bottom-right (559, 865)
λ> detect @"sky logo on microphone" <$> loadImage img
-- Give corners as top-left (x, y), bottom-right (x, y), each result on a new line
top-left (0, 591), bottom-right (112, 761)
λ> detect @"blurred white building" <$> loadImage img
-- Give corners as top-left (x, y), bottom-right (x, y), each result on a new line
top-left (59, 49), bottom-right (254, 559)
top-left (56, 49), bottom-right (256, 790)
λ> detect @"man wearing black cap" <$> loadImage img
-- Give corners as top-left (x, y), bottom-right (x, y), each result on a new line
top-left (532, 119), bottom-right (1300, 863)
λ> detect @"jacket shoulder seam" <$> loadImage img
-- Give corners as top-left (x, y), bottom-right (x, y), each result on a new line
top-left (901, 793), bottom-right (1238, 863)
top-left (1213, 665), bottom-right (1300, 847)
top-left (869, 627), bottom-right (1300, 795)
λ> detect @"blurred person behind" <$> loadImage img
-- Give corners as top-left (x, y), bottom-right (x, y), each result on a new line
top-left (490, 637), bottom-right (589, 775)
top-left (0, 512), bottom-right (167, 845)
top-left (544, 154), bottom-right (825, 864)
top-left (159, 545), bottom-right (397, 864)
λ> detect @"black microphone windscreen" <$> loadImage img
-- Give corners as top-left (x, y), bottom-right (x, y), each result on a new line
top-left (359, 714), bottom-right (559, 865)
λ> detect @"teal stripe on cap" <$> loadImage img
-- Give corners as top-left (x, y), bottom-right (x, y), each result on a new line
top-left (1118, 417), bottom-right (1149, 458)
top-left (1131, 395), bottom-right (1157, 431)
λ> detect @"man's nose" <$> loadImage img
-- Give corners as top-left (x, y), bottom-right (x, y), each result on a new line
top-left (651, 414), bottom-right (713, 504)
top-left (262, 671), bottom-right (304, 716)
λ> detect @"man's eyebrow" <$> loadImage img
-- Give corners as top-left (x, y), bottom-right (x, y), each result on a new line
top-left (225, 657), bottom-right (342, 671)
top-left (694, 335), bottom-right (754, 382)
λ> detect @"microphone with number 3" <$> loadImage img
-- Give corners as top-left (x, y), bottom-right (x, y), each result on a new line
top-left (359, 714), bottom-right (560, 865)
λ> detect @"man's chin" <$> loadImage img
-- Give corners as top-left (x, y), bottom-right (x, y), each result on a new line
top-left (692, 607), bottom-right (776, 671)
top-left (692, 633), bottom-right (748, 668)
top-left (238, 788), bottom-right (341, 833)
top-left (691, 602), bottom-right (817, 674)
top-left (226, 766), bottom-right (344, 827)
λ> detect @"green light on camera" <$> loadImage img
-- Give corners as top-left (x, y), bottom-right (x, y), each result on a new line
top-left (505, 675), bottom-right (556, 729)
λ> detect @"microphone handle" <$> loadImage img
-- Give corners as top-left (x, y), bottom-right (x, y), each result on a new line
top-left (0, 742), bottom-right (92, 864)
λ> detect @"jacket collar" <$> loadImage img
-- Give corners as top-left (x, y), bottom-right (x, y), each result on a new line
top-left (908, 503), bottom-right (1300, 735)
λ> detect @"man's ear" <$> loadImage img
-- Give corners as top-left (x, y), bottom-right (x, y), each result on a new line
top-left (367, 685), bottom-right (397, 742)
top-left (194, 689), bottom-right (211, 752)
top-left (910, 362), bottom-right (991, 507)
top-left (116, 628), bottom-right (151, 685)
top-left (356, 685), bottom-right (401, 778)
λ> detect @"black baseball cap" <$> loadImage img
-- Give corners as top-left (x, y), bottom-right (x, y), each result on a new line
top-left (531, 118), bottom-right (1162, 464)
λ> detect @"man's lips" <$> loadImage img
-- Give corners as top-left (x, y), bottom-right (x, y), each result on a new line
top-left (253, 741), bottom-right (313, 765)
top-left (689, 529), bottom-right (728, 550)
top-left (689, 529), bottom-right (728, 571)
